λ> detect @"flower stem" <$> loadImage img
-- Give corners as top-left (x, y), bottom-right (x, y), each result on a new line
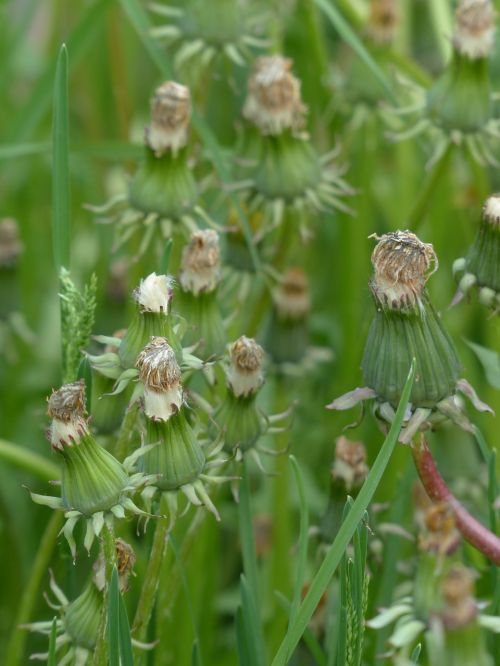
top-left (411, 437), bottom-right (500, 565)
top-left (409, 141), bottom-right (454, 230)
top-left (93, 523), bottom-right (116, 666)
top-left (114, 399), bottom-right (139, 462)
top-left (4, 512), bottom-right (63, 666)
top-left (132, 499), bottom-right (169, 647)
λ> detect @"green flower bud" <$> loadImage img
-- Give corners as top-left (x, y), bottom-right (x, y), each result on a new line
top-left (177, 229), bottom-right (226, 359)
top-left (362, 231), bottom-right (461, 408)
top-left (129, 82), bottom-right (198, 220)
top-left (119, 273), bottom-right (180, 369)
top-left (47, 381), bottom-right (130, 517)
top-left (264, 267), bottom-right (310, 365)
top-left (213, 336), bottom-right (266, 453)
top-left (136, 337), bottom-right (205, 491)
top-left (427, 1), bottom-right (495, 133)
top-left (456, 194), bottom-right (500, 308)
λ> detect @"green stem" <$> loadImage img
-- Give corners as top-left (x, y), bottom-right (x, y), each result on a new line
top-left (4, 512), bottom-right (63, 666)
top-left (0, 439), bottom-right (60, 482)
top-left (114, 400), bottom-right (139, 462)
top-left (132, 499), bottom-right (169, 648)
top-left (409, 141), bottom-right (454, 230)
top-left (93, 523), bottom-right (116, 666)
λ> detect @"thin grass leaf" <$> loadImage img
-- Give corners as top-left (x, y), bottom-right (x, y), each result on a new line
top-left (289, 455), bottom-right (309, 626)
top-left (77, 356), bottom-right (92, 413)
top-left (313, 0), bottom-right (397, 104)
top-left (108, 567), bottom-right (120, 666)
top-left (240, 575), bottom-right (266, 666)
top-left (410, 642), bottom-right (422, 662)
top-left (52, 45), bottom-right (71, 273)
top-left (47, 616), bottom-right (57, 666)
top-left (271, 360), bottom-right (416, 666)
top-left (235, 606), bottom-right (251, 666)
top-left (238, 463), bottom-right (266, 665)
top-left (275, 592), bottom-right (327, 666)
top-left (0, 142), bottom-right (50, 161)
top-left (118, 590), bottom-right (134, 666)
top-left (118, 0), bottom-right (262, 273)
top-left (160, 238), bottom-right (174, 274)
top-left (192, 640), bottom-right (202, 666)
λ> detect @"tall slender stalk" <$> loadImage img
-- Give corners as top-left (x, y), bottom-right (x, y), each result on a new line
top-left (411, 436), bottom-right (500, 565)
top-left (93, 523), bottom-right (117, 666)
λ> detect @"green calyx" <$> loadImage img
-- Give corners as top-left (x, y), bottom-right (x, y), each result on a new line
top-left (362, 292), bottom-right (461, 408)
top-left (427, 52), bottom-right (491, 134)
top-left (466, 219), bottom-right (500, 293)
top-left (254, 132), bottom-right (321, 202)
top-left (428, 621), bottom-right (492, 666)
top-left (129, 146), bottom-right (198, 220)
top-left (59, 434), bottom-right (129, 516)
top-left (64, 581), bottom-right (102, 650)
top-left (177, 288), bottom-right (226, 359)
top-left (182, 0), bottom-right (243, 47)
top-left (119, 309), bottom-right (181, 369)
top-left (142, 409), bottom-right (205, 491)
top-left (213, 390), bottom-right (266, 453)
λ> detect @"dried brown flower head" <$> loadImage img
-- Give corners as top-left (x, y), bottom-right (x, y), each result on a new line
top-left (136, 337), bottom-right (181, 392)
top-left (274, 267), bottom-right (311, 319)
top-left (453, 0), bottom-right (496, 58)
top-left (47, 380), bottom-right (87, 421)
top-left (147, 81), bottom-right (191, 156)
top-left (180, 229), bottom-right (220, 294)
top-left (368, 0), bottom-right (398, 44)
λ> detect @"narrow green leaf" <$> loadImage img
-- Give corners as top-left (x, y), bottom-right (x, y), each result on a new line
top-left (77, 356), bottom-right (93, 413)
top-left (160, 238), bottom-right (174, 274)
top-left (275, 592), bottom-right (327, 666)
top-left (0, 440), bottom-right (60, 482)
top-left (238, 464), bottom-right (266, 664)
top-left (410, 643), bottom-right (422, 663)
top-left (52, 44), bottom-right (71, 273)
top-left (0, 142), bottom-right (50, 160)
top-left (240, 575), bottom-right (265, 666)
top-left (119, 0), bottom-right (262, 273)
top-left (235, 606), bottom-right (251, 666)
top-left (118, 591), bottom-right (134, 666)
top-left (271, 360), bottom-right (416, 666)
top-left (289, 455), bottom-right (309, 625)
top-left (47, 616), bottom-right (57, 666)
top-left (108, 567), bottom-right (120, 666)
top-left (313, 0), bottom-right (397, 104)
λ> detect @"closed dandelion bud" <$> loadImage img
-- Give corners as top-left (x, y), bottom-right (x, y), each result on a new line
top-left (454, 194), bottom-right (500, 310)
top-left (177, 229), bottom-right (226, 359)
top-left (0, 218), bottom-right (23, 319)
top-left (362, 230), bottom-right (461, 408)
top-left (119, 273), bottom-right (180, 369)
top-left (264, 267), bottom-right (310, 365)
top-left (427, 0), bottom-right (495, 134)
top-left (243, 56), bottom-right (306, 136)
top-left (137, 337), bottom-right (205, 491)
top-left (367, 0), bottom-right (398, 45)
top-left (47, 381), bottom-right (130, 517)
top-left (320, 437), bottom-right (369, 542)
top-left (427, 566), bottom-right (493, 666)
top-left (214, 336), bottom-right (266, 453)
top-left (146, 81), bottom-right (191, 157)
top-left (129, 82), bottom-right (197, 220)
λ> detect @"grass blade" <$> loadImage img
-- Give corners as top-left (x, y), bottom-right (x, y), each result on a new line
top-left (108, 567), bottom-right (120, 666)
top-left (118, 590), bottom-right (135, 666)
top-left (271, 359), bottom-right (416, 666)
top-left (289, 455), bottom-right (309, 626)
top-left (160, 238), bottom-right (174, 274)
top-left (240, 575), bottom-right (265, 666)
top-left (313, 0), bottom-right (397, 104)
top-left (275, 592), bottom-right (327, 666)
top-left (47, 616), bottom-right (57, 666)
top-left (77, 356), bottom-right (93, 413)
top-left (238, 462), bottom-right (266, 664)
top-left (52, 44), bottom-right (71, 273)
top-left (192, 640), bottom-right (202, 666)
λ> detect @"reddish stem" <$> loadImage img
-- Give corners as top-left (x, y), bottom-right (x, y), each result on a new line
top-left (411, 438), bottom-right (500, 566)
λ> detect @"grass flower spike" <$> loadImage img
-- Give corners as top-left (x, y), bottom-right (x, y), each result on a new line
top-left (30, 381), bottom-right (145, 557)
top-left (453, 193), bottom-right (500, 311)
top-left (328, 231), bottom-right (493, 441)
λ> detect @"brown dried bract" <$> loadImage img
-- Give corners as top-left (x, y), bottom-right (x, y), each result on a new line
top-left (230, 336), bottom-right (264, 372)
top-left (47, 380), bottom-right (87, 421)
top-left (371, 230), bottom-right (438, 290)
top-left (150, 81), bottom-right (191, 131)
top-left (136, 336), bottom-right (181, 391)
